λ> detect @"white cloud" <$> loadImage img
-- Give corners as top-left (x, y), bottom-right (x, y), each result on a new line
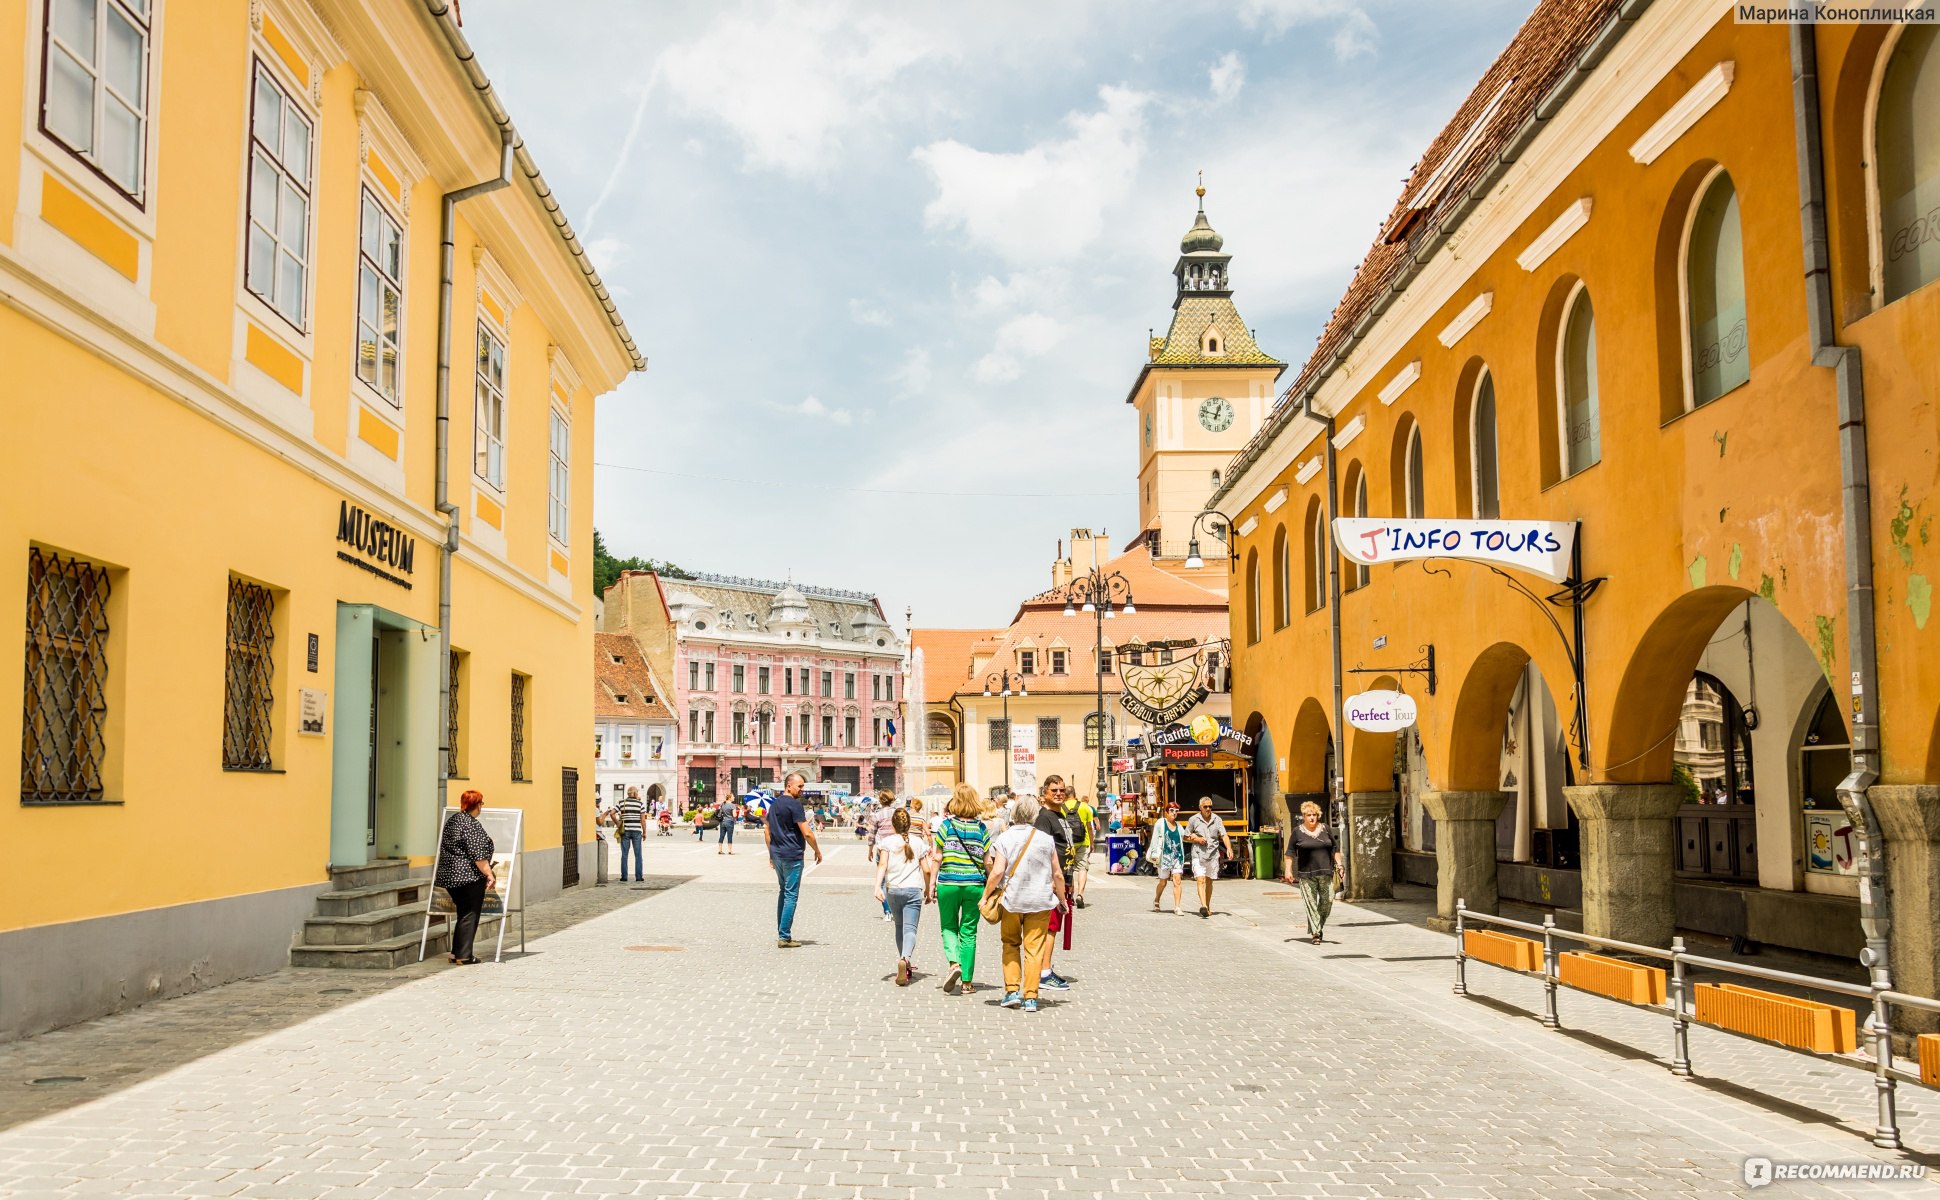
top-left (891, 347), bottom-right (933, 395)
top-left (1208, 52), bottom-right (1246, 105)
top-left (849, 299), bottom-right (892, 327)
top-left (784, 395), bottom-right (854, 426)
top-left (967, 269), bottom-right (1068, 314)
top-left (583, 235), bottom-right (626, 275)
top-left (662, 5), bottom-right (938, 177)
top-left (972, 312), bottom-right (1066, 383)
top-left (914, 86), bottom-right (1151, 264)
top-left (1238, 0), bottom-right (1379, 61)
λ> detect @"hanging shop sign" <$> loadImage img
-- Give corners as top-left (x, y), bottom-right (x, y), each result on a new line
top-left (1160, 744), bottom-right (1213, 763)
top-left (1345, 689), bottom-right (1418, 733)
top-left (335, 500), bottom-right (416, 589)
top-left (1332, 518), bottom-right (1577, 584)
top-left (1120, 658), bottom-right (1210, 726)
top-left (1150, 719), bottom-right (1255, 749)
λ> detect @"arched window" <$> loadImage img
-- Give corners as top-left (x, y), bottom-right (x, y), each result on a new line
top-left (1245, 548), bottom-right (1261, 644)
top-left (1558, 284), bottom-right (1601, 477)
top-left (1470, 371), bottom-right (1500, 518)
top-left (1341, 462), bottom-right (1369, 591)
top-left (1303, 498), bottom-right (1326, 614)
top-left (1272, 524), bottom-right (1291, 629)
top-left (1875, 24), bottom-right (1939, 304)
top-left (1404, 425), bottom-right (1425, 518)
top-left (925, 713), bottom-right (956, 752)
top-left (1685, 169), bottom-right (1749, 407)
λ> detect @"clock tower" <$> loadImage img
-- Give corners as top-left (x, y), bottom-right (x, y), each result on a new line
top-left (1123, 184), bottom-right (1285, 559)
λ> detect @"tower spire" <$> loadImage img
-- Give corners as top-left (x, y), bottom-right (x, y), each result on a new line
top-left (1196, 170), bottom-right (1205, 212)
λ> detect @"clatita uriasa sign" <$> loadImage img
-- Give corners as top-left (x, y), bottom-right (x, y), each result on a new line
top-left (335, 500), bottom-right (415, 588)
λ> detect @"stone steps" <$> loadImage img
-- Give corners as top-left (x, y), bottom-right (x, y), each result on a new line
top-left (290, 914), bottom-right (505, 969)
top-left (291, 859), bottom-right (501, 968)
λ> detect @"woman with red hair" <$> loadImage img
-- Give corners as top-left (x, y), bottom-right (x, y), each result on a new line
top-left (436, 790), bottom-right (496, 964)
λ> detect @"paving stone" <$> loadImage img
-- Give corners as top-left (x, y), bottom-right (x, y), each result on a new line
top-left (0, 842), bottom-right (1934, 1197)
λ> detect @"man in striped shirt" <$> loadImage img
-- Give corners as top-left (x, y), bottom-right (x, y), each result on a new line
top-left (616, 787), bottom-right (648, 882)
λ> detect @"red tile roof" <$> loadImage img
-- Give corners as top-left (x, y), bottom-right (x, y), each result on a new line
top-left (593, 633), bottom-right (675, 721)
top-left (1223, 0), bottom-right (1629, 484)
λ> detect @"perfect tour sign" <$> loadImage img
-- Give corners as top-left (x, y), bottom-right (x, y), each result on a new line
top-left (1332, 518), bottom-right (1578, 584)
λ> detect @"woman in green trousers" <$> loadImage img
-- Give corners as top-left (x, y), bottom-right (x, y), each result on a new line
top-left (932, 783), bottom-right (992, 995)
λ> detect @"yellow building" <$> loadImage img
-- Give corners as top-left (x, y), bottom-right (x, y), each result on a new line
top-left (0, 0), bottom-right (642, 1037)
top-left (1214, 0), bottom-right (1940, 1007)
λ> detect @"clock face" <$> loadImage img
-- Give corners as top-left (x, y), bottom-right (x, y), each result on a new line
top-left (1198, 397), bottom-right (1235, 432)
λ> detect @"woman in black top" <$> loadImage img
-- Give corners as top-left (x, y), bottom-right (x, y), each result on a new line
top-left (436, 789), bottom-right (497, 964)
top-left (1290, 801), bottom-right (1341, 944)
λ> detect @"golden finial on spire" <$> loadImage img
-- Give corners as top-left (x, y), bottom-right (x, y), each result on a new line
top-left (1196, 170), bottom-right (1206, 208)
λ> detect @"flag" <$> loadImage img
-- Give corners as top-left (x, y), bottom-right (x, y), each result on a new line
top-left (886, 718), bottom-right (897, 746)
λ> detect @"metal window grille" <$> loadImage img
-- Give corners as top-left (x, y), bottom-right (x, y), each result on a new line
top-left (446, 650), bottom-right (460, 776)
top-left (221, 577), bottom-right (276, 770)
top-left (1038, 717), bottom-right (1061, 751)
top-left (988, 718), bottom-right (1009, 751)
top-left (561, 766), bottom-right (580, 888)
top-left (21, 549), bottom-right (112, 803)
top-left (510, 672), bottom-right (528, 781)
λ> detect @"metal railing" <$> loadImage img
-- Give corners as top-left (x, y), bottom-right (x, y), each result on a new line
top-left (1453, 900), bottom-right (1940, 1151)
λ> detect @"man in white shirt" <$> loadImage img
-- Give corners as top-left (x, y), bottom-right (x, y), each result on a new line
top-left (1185, 796), bottom-right (1234, 919)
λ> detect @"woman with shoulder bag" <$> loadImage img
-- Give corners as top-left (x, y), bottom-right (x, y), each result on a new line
top-left (932, 783), bottom-right (991, 996)
top-left (981, 796), bottom-right (1065, 1013)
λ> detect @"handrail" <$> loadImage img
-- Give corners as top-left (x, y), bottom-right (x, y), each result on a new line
top-left (1453, 899), bottom-right (1929, 1152)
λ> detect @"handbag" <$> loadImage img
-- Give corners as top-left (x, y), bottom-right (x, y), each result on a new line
top-left (979, 829), bottom-right (1036, 925)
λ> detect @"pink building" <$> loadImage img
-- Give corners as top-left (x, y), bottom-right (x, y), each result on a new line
top-left (599, 571), bottom-right (906, 805)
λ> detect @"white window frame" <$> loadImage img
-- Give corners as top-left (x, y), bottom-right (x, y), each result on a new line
top-left (1678, 165), bottom-right (1750, 412)
top-left (39, 0), bottom-right (151, 204)
top-left (243, 58), bottom-right (313, 332)
top-left (1555, 280), bottom-right (1602, 478)
top-left (473, 319), bottom-right (507, 490)
top-left (547, 405), bottom-right (571, 546)
top-left (355, 186), bottom-right (405, 406)
top-left (1404, 424), bottom-right (1426, 519)
top-left (1469, 370), bottom-right (1500, 519)
top-left (1352, 472), bottom-right (1371, 589)
top-left (1864, 22), bottom-right (1937, 309)
top-left (1307, 506), bottom-right (1327, 614)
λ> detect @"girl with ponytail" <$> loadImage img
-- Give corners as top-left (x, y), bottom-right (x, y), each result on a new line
top-left (874, 800), bottom-right (933, 986)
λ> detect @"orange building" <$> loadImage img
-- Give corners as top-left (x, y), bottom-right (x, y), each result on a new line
top-left (1213, 0), bottom-right (1940, 1010)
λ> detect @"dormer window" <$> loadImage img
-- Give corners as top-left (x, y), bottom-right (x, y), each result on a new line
top-left (610, 654), bottom-right (624, 663)
top-left (615, 694), bottom-right (628, 704)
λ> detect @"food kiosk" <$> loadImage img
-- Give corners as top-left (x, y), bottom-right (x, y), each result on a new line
top-left (1139, 719), bottom-right (1261, 877)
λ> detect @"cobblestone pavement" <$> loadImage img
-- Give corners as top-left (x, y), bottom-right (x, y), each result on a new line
top-left (1, 837), bottom-right (1938, 1197)
top-left (0, 871), bottom-right (687, 1131)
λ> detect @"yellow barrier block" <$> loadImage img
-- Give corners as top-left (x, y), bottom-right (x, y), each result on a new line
top-left (1463, 928), bottom-right (1541, 973)
top-left (1693, 982), bottom-right (1857, 1054)
top-left (1558, 951), bottom-right (1666, 1005)
top-left (1917, 1034), bottom-right (1940, 1086)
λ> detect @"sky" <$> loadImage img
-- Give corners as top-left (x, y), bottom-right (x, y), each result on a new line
top-left (459, 0), bottom-right (1535, 628)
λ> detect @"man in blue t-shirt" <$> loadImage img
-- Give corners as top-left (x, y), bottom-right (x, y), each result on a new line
top-left (764, 771), bottom-right (822, 947)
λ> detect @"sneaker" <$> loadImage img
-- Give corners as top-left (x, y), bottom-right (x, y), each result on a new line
top-left (943, 964), bottom-right (962, 995)
top-left (777, 938), bottom-right (801, 949)
top-left (1039, 973), bottom-right (1071, 991)
top-left (1022, 999), bottom-right (1039, 1013)
top-left (1000, 991), bottom-right (1022, 1008)
top-left (881, 913), bottom-right (893, 922)
top-left (1173, 907), bottom-right (1183, 916)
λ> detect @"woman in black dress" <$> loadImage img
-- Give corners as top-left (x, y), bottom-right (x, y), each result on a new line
top-left (1289, 801), bottom-right (1342, 944)
top-left (437, 789), bottom-right (497, 964)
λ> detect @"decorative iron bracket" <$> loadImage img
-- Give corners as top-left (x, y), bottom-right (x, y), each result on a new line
top-left (1348, 644), bottom-right (1437, 696)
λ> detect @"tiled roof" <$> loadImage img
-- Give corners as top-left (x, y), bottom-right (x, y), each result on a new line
top-left (909, 628), bottom-right (1004, 699)
top-left (924, 609), bottom-right (1231, 700)
top-left (1148, 296), bottom-right (1285, 367)
top-left (1218, 0), bottom-right (1629, 487)
top-left (594, 633), bottom-right (675, 720)
top-left (1018, 546), bottom-right (1229, 616)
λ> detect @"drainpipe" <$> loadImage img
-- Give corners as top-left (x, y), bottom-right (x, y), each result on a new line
top-left (434, 130), bottom-right (516, 814)
top-left (1319, 404), bottom-right (1349, 893)
top-left (1790, 24), bottom-right (1892, 1012)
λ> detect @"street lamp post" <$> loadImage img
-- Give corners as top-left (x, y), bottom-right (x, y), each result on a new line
top-left (1059, 567), bottom-right (1135, 804)
top-left (981, 668), bottom-right (1028, 794)
top-left (753, 700), bottom-right (775, 789)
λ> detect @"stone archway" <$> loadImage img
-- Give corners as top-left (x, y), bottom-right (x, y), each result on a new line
top-left (1341, 676), bottom-right (1403, 900)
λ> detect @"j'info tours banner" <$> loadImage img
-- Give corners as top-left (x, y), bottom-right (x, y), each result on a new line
top-left (1332, 518), bottom-right (1578, 583)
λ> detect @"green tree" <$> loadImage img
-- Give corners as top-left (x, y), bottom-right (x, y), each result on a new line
top-left (592, 528), bottom-right (691, 599)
